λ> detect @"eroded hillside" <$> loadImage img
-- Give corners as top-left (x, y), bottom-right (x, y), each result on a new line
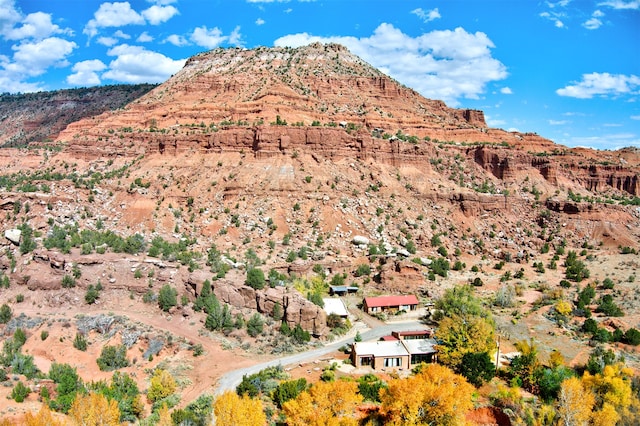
top-left (0, 43), bottom-right (639, 424)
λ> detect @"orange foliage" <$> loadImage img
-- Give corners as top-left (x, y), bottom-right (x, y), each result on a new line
top-left (282, 380), bottom-right (363, 426)
top-left (69, 392), bottom-right (121, 426)
top-left (24, 405), bottom-right (68, 426)
top-left (379, 363), bottom-right (474, 426)
top-left (213, 390), bottom-right (266, 426)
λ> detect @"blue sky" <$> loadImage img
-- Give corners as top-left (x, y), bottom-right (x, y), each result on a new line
top-left (0, 0), bottom-right (638, 150)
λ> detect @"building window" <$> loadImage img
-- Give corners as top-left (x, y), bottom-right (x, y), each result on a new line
top-left (384, 357), bottom-right (401, 367)
top-left (411, 353), bottom-right (433, 365)
top-left (360, 356), bottom-right (372, 366)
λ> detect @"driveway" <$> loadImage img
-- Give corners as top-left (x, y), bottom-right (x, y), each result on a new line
top-left (214, 320), bottom-right (427, 394)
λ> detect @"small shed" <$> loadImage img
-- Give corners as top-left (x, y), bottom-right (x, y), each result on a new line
top-left (323, 298), bottom-right (349, 318)
top-left (329, 285), bottom-right (359, 296)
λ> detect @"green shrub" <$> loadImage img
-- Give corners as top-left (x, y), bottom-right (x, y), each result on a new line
top-left (97, 345), bottom-right (129, 371)
top-left (354, 264), bottom-right (371, 277)
top-left (596, 294), bottom-right (623, 317)
top-left (623, 328), bottom-right (640, 346)
top-left (11, 381), bottom-right (30, 402)
top-left (459, 352), bottom-right (496, 386)
top-left (61, 274), bottom-right (76, 288)
top-left (245, 268), bottom-right (266, 290)
top-left (73, 333), bottom-right (88, 351)
top-left (357, 373), bottom-right (386, 402)
top-left (246, 313), bottom-right (264, 337)
top-left (85, 285), bottom-right (100, 304)
top-left (272, 378), bottom-right (307, 408)
top-left (0, 304), bottom-right (12, 324)
top-left (11, 353), bottom-right (38, 379)
top-left (158, 284), bottom-right (177, 311)
top-left (582, 318), bottom-right (598, 334)
top-left (291, 324), bottom-right (311, 344)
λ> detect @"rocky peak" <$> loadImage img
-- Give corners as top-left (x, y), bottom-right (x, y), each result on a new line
top-left (58, 43), bottom-right (486, 145)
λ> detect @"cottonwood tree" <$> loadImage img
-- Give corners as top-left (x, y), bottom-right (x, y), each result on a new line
top-left (433, 285), bottom-right (495, 370)
top-left (69, 392), bottom-right (121, 426)
top-left (213, 391), bottom-right (266, 426)
top-left (23, 405), bottom-right (66, 426)
top-left (558, 377), bottom-right (593, 426)
top-left (147, 369), bottom-right (177, 403)
top-left (379, 363), bottom-right (474, 426)
top-left (282, 380), bottom-right (362, 426)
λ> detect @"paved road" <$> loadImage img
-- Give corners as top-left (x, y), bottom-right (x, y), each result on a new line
top-left (214, 320), bottom-right (427, 394)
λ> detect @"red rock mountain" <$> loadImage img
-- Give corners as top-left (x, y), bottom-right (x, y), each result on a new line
top-left (2, 43), bottom-right (640, 333)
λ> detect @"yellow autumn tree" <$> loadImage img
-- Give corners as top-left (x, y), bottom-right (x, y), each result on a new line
top-left (435, 314), bottom-right (495, 369)
top-left (24, 405), bottom-right (68, 426)
top-left (147, 369), bottom-right (177, 403)
top-left (68, 392), bottom-right (121, 426)
top-left (379, 363), bottom-right (474, 426)
top-left (156, 403), bottom-right (173, 426)
top-left (582, 363), bottom-right (635, 423)
top-left (213, 390), bottom-right (266, 426)
top-left (282, 379), bottom-right (363, 426)
top-left (558, 376), bottom-right (594, 426)
top-left (591, 402), bottom-right (620, 426)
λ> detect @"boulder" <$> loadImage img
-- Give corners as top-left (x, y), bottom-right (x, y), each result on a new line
top-left (4, 229), bottom-right (21, 245)
top-left (396, 249), bottom-right (411, 258)
top-left (352, 235), bottom-right (370, 246)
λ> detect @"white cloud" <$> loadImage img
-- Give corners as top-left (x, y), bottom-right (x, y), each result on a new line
top-left (485, 116), bottom-right (506, 127)
top-left (11, 37), bottom-right (77, 77)
top-left (190, 26), bottom-right (243, 49)
top-left (137, 31), bottom-right (153, 42)
top-left (547, 0), bottom-right (572, 7)
top-left (97, 30), bottom-right (130, 46)
top-left (549, 119), bottom-right (569, 125)
top-left (583, 9), bottom-right (605, 29)
top-left (583, 17), bottom-right (602, 29)
top-left (0, 0), bottom-right (22, 37)
top-left (255, 18), bottom-right (265, 25)
top-left (165, 34), bottom-right (188, 46)
top-left (67, 59), bottom-right (107, 86)
top-left (114, 30), bottom-right (130, 39)
top-left (97, 36), bottom-right (118, 46)
top-left (539, 5), bottom-right (567, 29)
top-left (142, 4), bottom-right (178, 25)
top-left (631, 115), bottom-right (640, 120)
top-left (0, 3), bottom-right (78, 92)
top-left (84, 2), bottom-right (145, 38)
top-left (274, 24), bottom-right (507, 106)
top-left (228, 26), bottom-right (243, 45)
top-left (557, 72), bottom-right (640, 98)
top-left (6, 12), bottom-right (71, 40)
top-left (411, 8), bottom-right (441, 23)
top-left (562, 133), bottom-right (640, 149)
top-left (102, 44), bottom-right (186, 83)
top-left (598, 0), bottom-right (640, 9)
top-left (500, 87), bottom-right (513, 94)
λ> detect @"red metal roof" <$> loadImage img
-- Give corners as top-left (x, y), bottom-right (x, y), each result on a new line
top-left (380, 335), bottom-right (400, 341)
top-left (364, 295), bottom-right (419, 308)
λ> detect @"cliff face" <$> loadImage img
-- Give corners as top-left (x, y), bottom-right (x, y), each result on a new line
top-left (0, 84), bottom-right (156, 147)
top-left (53, 44), bottom-right (638, 198)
